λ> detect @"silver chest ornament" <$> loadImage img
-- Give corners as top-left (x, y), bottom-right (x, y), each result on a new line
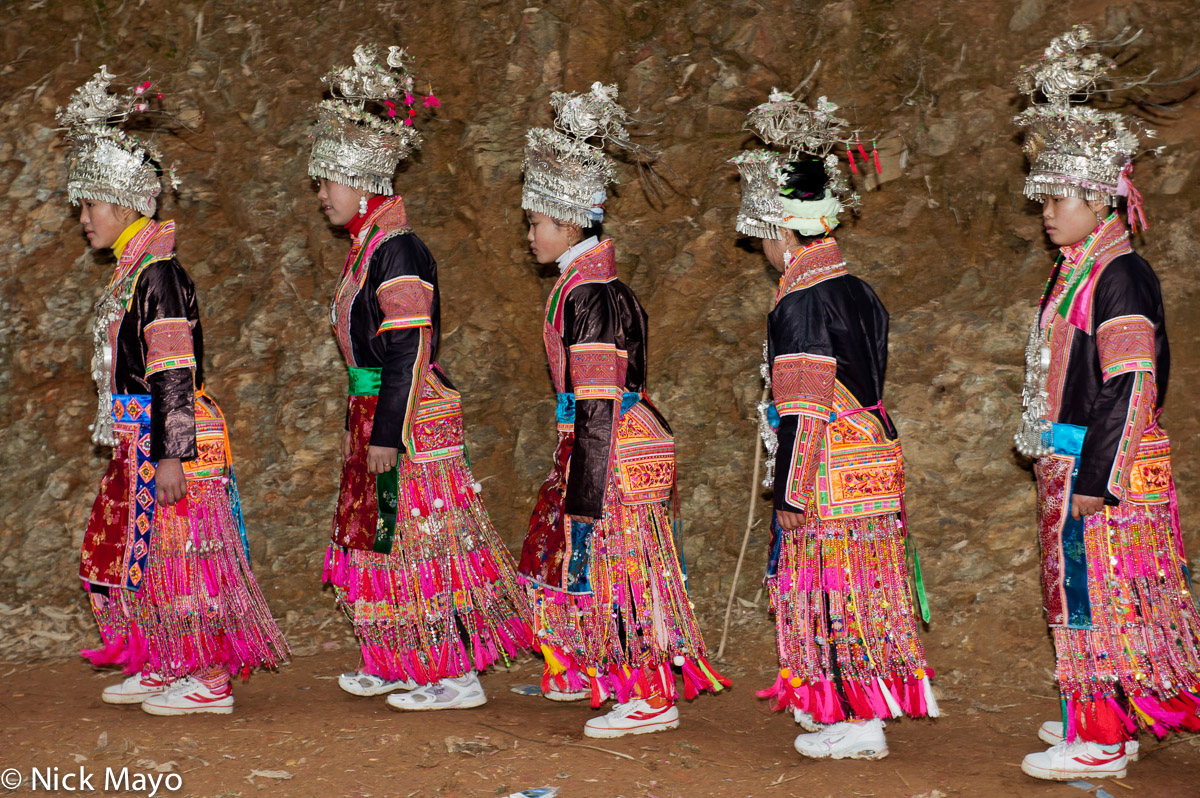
top-left (756, 339), bottom-right (779, 488)
top-left (1014, 316), bottom-right (1054, 458)
top-left (89, 291), bottom-right (123, 447)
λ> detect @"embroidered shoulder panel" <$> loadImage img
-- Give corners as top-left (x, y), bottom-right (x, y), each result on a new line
top-left (377, 275), bottom-right (434, 332)
top-left (568, 341), bottom-right (626, 401)
top-left (772, 352), bottom-right (836, 420)
top-left (1096, 314), bottom-right (1156, 381)
top-left (143, 317), bottom-right (196, 376)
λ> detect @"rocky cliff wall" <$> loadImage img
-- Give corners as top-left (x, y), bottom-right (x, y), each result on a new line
top-left (2, 0), bottom-right (1198, 684)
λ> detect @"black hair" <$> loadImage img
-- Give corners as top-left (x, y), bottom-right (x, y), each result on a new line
top-left (580, 221), bottom-right (603, 240)
top-left (780, 158), bottom-right (828, 201)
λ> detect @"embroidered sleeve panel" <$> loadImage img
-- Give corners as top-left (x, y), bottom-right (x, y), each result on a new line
top-left (1105, 372), bottom-right (1156, 500)
top-left (772, 352), bottom-right (837, 420)
top-left (376, 274), bottom-right (434, 332)
top-left (783, 415), bottom-right (826, 509)
top-left (143, 317), bottom-right (196, 377)
top-left (569, 341), bottom-right (626, 402)
top-left (1097, 314), bottom-right (1156, 381)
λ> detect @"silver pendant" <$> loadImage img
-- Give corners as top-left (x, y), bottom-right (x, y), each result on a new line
top-left (1014, 316), bottom-right (1054, 458)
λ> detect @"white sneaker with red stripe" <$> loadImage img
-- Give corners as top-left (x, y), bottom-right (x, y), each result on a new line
top-left (583, 700), bottom-right (680, 739)
top-left (141, 677), bottom-right (234, 716)
top-left (1021, 741), bottom-right (1128, 781)
top-left (793, 718), bottom-right (888, 760)
top-left (1037, 720), bottom-right (1139, 761)
top-left (102, 672), bottom-right (168, 705)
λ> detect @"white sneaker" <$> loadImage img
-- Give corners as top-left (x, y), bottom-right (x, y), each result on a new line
top-left (793, 708), bottom-right (823, 732)
top-left (1037, 720), bottom-right (1139, 761)
top-left (1021, 741), bottom-right (1128, 781)
top-left (338, 671), bottom-right (418, 697)
top-left (794, 719), bottom-right (888, 760)
top-left (584, 700), bottom-right (680, 739)
top-left (102, 672), bottom-right (167, 705)
top-left (544, 672), bottom-right (588, 702)
top-left (141, 677), bottom-right (234, 716)
top-left (386, 672), bottom-right (487, 711)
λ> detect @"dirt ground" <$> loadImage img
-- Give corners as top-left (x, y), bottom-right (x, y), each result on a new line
top-left (2, 643), bottom-right (1198, 798)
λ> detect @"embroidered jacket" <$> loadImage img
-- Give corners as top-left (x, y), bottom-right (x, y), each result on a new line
top-left (1037, 215), bottom-right (1168, 503)
top-left (543, 238), bottom-right (652, 517)
top-left (768, 237), bottom-right (896, 513)
top-left (102, 219), bottom-right (201, 461)
top-left (331, 195), bottom-right (463, 459)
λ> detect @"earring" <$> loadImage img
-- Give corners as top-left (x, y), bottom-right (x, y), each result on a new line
top-left (359, 195), bottom-right (369, 216)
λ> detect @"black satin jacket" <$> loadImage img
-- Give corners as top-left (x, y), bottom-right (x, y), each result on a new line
top-left (561, 280), bottom-right (650, 518)
top-left (114, 258), bottom-right (203, 461)
top-left (768, 274), bottom-right (895, 513)
top-left (1041, 252), bottom-right (1169, 502)
top-left (343, 233), bottom-right (448, 450)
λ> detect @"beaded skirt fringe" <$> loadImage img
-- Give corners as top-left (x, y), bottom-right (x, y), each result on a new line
top-left (82, 479), bottom-right (290, 679)
top-left (1050, 498), bottom-right (1200, 743)
top-left (528, 499), bottom-right (728, 708)
top-left (759, 512), bottom-right (936, 723)
top-left (323, 454), bottom-right (534, 684)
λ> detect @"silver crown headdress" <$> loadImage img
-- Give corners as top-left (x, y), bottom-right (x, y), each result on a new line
top-left (522, 82), bottom-right (648, 227)
top-left (309, 44), bottom-right (438, 195)
top-left (57, 66), bottom-right (178, 217)
top-left (732, 91), bottom-right (857, 239)
top-left (1014, 25), bottom-right (1153, 210)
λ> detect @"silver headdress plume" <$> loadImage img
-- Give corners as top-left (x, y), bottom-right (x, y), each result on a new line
top-left (732, 90), bottom-right (858, 240)
top-left (57, 66), bottom-right (179, 217)
top-left (309, 44), bottom-right (438, 195)
top-left (1013, 24), bottom-right (1153, 222)
top-left (522, 82), bottom-right (650, 227)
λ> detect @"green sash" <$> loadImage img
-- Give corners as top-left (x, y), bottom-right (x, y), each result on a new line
top-left (347, 366), bottom-right (398, 554)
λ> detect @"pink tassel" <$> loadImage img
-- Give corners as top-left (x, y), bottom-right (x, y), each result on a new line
top-left (757, 671), bottom-right (786, 702)
top-left (80, 636), bottom-right (129, 667)
top-left (1132, 695), bottom-right (1187, 729)
top-left (472, 635), bottom-right (487, 672)
top-left (1066, 698), bottom-right (1079, 743)
top-left (613, 667), bottom-right (632, 704)
top-left (864, 679), bottom-right (889, 718)
top-left (680, 665), bottom-right (700, 700)
top-left (1117, 162), bottom-right (1149, 233)
top-left (872, 141), bottom-right (882, 174)
top-left (200, 560), bottom-right (220, 597)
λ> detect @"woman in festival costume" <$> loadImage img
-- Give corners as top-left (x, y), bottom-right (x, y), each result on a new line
top-left (64, 67), bottom-right (289, 716)
top-left (312, 45), bottom-right (534, 711)
top-left (517, 82), bottom-right (728, 739)
top-left (1011, 27), bottom-right (1200, 781)
top-left (734, 91), bottom-right (936, 760)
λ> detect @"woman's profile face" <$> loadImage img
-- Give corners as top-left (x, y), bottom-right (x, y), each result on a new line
top-left (1041, 195), bottom-right (1108, 247)
top-left (526, 211), bottom-right (577, 265)
top-left (316, 178), bottom-right (368, 227)
top-left (79, 199), bottom-right (137, 250)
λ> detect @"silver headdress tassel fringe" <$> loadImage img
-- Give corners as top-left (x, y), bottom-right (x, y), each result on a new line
top-left (521, 82), bottom-right (649, 227)
top-left (1014, 24), bottom-right (1153, 226)
top-left (57, 66), bottom-right (179, 217)
top-left (309, 44), bottom-right (439, 195)
top-left (731, 90), bottom-right (859, 240)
